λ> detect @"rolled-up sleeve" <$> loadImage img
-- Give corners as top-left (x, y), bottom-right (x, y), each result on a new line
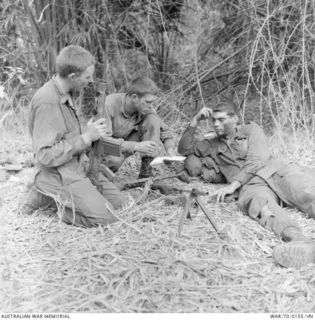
top-left (101, 101), bottom-right (137, 153)
top-left (31, 103), bottom-right (88, 167)
top-left (178, 126), bottom-right (212, 157)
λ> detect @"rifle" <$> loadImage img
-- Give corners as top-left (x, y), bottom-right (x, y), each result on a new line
top-left (148, 183), bottom-right (221, 237)
top-left (120, 160), bottom-right (193, 191)
top-left (126, 178), bottom-right (221, 237)
top-left (120, 173), bottom-right (182, 190)
top-left (86, 82), bottom-right (121, 193)
top-left (120, 168), bottom-right (221, 236)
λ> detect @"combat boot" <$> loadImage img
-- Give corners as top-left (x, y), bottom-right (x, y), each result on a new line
top-left (273, 241), bottom-right (315, 269)
top-left (281, 226), bottom-right (308, 242)
top-left (138, 156), bottom-right (153, 179)
top-left (19, 186), bottom-right (54, 215)
top-left (273, 226), bottom-right (315, 268)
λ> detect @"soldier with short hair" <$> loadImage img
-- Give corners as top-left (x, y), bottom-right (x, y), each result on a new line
top-left (99, 76), bottom-right (176, 178)
top-left (23, 45), bottom-right (128, 227)
top-left (178, 101), bottom-right (315, 269)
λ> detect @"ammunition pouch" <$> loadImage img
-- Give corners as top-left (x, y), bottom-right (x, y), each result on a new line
top-left (201, 157), bottom-right (226, 184)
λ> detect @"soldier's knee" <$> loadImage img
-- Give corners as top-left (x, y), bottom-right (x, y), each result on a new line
top-left (143, 114), bottom-right (160, 126)
top-left (238, 195), bottom-right (268, 220)
top-left (139, 114), bottom-right (161, 143)
top-left (185, 155), bottom-right (202, 177)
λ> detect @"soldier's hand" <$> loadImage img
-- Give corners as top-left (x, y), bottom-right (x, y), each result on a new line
top-left (135, 141), bottom-right (157, 156)
top-left (195, 107), bottom-right (212, 121)
top-left (82, 118), bottom-right (107, 144)
top-left (215, 181), bottom-right (241, 203)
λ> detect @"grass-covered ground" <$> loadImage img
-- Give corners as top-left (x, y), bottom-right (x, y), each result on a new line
top-left (1, 110), bottom-right (315, 313)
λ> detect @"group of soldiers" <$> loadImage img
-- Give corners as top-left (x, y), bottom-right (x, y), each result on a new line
top-left (22, 45), bottom-right (315, 269)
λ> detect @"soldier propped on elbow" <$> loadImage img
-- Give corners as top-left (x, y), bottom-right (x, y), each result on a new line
top-left (178, 101), bottom-right (315, 269)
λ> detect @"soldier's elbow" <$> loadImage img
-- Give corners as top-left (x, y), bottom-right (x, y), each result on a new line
top-left (177, 145), bottom-right (184, 155)
top-left (177, 143), bottom-right (190, 156)
top-left (36, 150), bottom-right (58, 168)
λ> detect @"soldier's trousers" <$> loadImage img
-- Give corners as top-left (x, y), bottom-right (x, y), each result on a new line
top-left (35, 170), bottom-right (128, 228)
top-left (238, 163), bottom-right (315, 237)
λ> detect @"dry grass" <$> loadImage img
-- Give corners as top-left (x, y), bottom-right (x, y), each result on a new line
top-left (1, 112), bottom-right (315, 313)
top-left (2, 0), bottom-right (315, 313)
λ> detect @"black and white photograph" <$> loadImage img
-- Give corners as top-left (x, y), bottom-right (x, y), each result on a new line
top-left (1, 0), bottom-right (315, 317)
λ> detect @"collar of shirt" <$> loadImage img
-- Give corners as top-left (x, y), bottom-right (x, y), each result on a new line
top-left (120, 93), bottom-right (143, 123)
top-left (217, 126), bottom-right (243, 153)
top-left (52, 76), bottom-right (74, 108)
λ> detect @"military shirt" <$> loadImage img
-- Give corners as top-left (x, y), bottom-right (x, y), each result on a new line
top-left (99, 93), bottom-right (174, 153)
top-left (28, 77), bottom-right (89, 185)
top-left (178, 122), bottom-right (286, 186)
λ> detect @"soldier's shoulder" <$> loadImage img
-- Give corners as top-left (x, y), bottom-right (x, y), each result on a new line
top-left (31, 80), bottom-right (58, 106)
top-left (241, 121), bottom-right (263, 132)
top-left (105, 93), bottom-right (124, 106)
top-left (246, 121), bottom-right (261, 127)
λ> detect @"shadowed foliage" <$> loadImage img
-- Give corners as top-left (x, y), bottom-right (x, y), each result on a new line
top-left (1, 0), bottom-right (315, 140)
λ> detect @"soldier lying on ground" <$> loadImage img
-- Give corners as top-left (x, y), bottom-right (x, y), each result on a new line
top-left (98, 76), bottom-right (177, 178)
top-left (21, 45), bottom-right (128, 227)
top-left (177, 101), bottom-right (315, 269)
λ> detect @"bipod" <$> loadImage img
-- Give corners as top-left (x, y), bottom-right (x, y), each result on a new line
top-left (177, 188), bottom-right (221, 238)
